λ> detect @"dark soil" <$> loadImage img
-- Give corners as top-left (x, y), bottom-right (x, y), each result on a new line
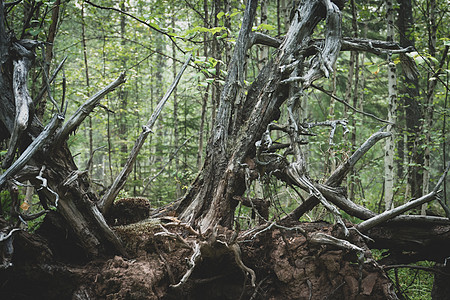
top-left (0, 216), bottom-right (398, 299)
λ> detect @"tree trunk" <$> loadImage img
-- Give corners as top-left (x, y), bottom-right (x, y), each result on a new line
top-left (384, 0), bottom-right (397, 211)
top-left (398, 0), bottom-right (423, 200)
top-left (0, 2), bottom-right (126, 257)
top-left (177, 0), bottom-right (342, 232)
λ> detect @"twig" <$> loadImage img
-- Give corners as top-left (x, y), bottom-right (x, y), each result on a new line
top-left (54, 72), bottom-right (126, 145)
top-left (309, 232), bottom-right (364, 253)
top-left (84, 0), bottom-right (186, 53)
top-left (142, 133), bottom-right (195, 194)
top-left (33, 56), bottom-right (67, 105)
top-left (311, 84), bottom-right (390, 124)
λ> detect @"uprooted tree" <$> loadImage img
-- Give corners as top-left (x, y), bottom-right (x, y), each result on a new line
top-left (1, 0), bottom-right (449, 299)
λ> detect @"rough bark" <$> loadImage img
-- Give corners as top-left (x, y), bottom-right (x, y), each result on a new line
top-left (0, 2), bottom-right (126, 257)
top-left (398, 0), bottom-right (424, 199)
top-left (177, 0), bottom-right (341, 233)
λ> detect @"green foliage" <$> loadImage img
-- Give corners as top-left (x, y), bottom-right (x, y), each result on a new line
top-left (386, 262), bottom-right (435, 299)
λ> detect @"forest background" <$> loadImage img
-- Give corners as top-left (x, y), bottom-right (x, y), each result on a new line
top-left (1, 0), bottom-right (449, 298)
top-left (11, 0), bottom-right (447, 216)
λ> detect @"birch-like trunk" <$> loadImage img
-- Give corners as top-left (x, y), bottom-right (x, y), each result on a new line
top-left (384, 0), bottom-right (397, 211)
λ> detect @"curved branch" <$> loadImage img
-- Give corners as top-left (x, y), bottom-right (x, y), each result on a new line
top-left (84, 0), bottom-right (187, 53)
top-left (357, 163), bottom-right (450, 232)
top-left (301, 0), bottom-right (342, 88)
top-left (311, 84), bottom-right (391, 124)
top-left (283, 130), bottom-right (390, 221)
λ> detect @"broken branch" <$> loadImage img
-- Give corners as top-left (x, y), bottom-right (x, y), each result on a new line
top-left (357, 163), bottom-right (450, 232)
top-left (0, 114), bottom-right (62, 189)
top-left (98, 54), bottom-right (191, 213)
top-left (54, 72), bottom-right (126, 145)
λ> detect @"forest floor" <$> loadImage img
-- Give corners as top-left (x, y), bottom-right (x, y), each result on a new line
top-left (0, 210), bottom-right (398, 300)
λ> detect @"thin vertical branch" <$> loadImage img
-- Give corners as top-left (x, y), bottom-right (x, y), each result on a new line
top-left (98, 54), bottom-right (192, 213)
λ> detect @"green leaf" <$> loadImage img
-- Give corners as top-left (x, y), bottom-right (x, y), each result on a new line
top-left (367, 64), bottom-right (380, 74)
top-left (255, 23), bottom-right (275, 32)
top-left (217, 11), bottom-right (225, 19)
top-left (27, 27), bottom-right (42, 37)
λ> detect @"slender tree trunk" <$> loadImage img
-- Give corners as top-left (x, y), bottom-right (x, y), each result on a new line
top-left (81, 2), bottom-right (93, 175)
top-left (384, 0), bottom-right (397, 211)
top-left (398, 0), bottom-right (423, 200)
top-left (118, 2), bottom-right (128, 167)
top-left (172, 15), bottom-right (181, 198)
top-left (421, 0), bottom-right (436, 214)
top-left (36, 0), bottom-right (60, 121)
top-left (346, 0), bottom-right (359, 201)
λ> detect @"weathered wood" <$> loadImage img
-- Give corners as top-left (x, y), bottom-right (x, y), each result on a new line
top-left (0, 9), bottom-right (127, 256)
top-left (357, 163), bottom-right (449, 232)
top-left (178, 0), bottom-right (345, 233)
top-left (0, 115), bottom-right (62, 189)
top-left (54, 73), bottom-right (126, 145)
top-left (2, 56), bottom-right (34, 168)
top-left (283, 131), bottom-right (390, 221)
top-left (367, 216), bottom-right (450, 263)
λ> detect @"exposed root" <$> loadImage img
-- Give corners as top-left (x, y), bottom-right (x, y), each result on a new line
top-left (309, 232), bottom-right (364, 253)
top-left (170, 241), bottom-right (202, 288)
top-left (231, 243), bottom-right (256, 287)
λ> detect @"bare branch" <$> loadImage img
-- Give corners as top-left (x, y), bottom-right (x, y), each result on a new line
top-left (54, 73), bottom-right (126, 144)
top-left (283, 130), bottom-right (390, 221)
top-left (33, 56), bottom-right (67, 106)
top-left (357, 163), bottom-right (450, 232)
top-left (249, 32), bottom-right (282, 48)
top-left (327, 131), bottom-right (391, 186)
top-left (311, 84), bottom-right (391, 124)
top-left (84, 0), bottom-right (186, 53)
top-left (99, 55), bottom-right (191, 213)
top-left (0, 114), bottom-right (62, 189)
top-left (309, 232), bottom-right (364, 253)
top-left (341, 38), bottom-right (415, 55)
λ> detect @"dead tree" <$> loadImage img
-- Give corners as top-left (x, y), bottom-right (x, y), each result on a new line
top-left (0, 0), bottom-right (126, 258)
top-left (175, 0), bottom-right (450, 268)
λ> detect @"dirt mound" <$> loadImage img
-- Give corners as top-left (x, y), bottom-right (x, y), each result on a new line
top-left (1, 219), bottom-right (398, 299)
top-left (106, 197), bottom-right (151, 226)
top-left (241, 222), bottom-right (397, 299)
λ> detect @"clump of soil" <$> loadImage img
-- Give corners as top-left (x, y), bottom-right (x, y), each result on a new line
top-left (240, 222), bottom-right (397, 299)
top-left (105, 197), bottom-right (151, 226)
